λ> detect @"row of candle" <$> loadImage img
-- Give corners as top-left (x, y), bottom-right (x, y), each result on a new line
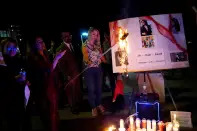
top-left (108, 114), bottom-right (179, 131)
top-left (128, 117), bottom-right (163, 131)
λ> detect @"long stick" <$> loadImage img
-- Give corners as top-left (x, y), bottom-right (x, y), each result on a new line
top-left (64, 43), bottom-right (116, 89)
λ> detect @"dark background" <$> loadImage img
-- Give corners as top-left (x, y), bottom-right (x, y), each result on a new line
top-left (0, 0), bottom-right (196, 67)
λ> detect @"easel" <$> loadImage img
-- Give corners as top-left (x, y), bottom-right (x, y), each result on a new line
top-left (143, 72), bottom-right (147, 94)
top-left (129, 71), bottom-right (178, 117)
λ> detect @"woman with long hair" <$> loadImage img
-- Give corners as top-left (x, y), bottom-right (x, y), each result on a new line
top-left (82, 27), bottom-right (106, 116)
top-left (28, 36), bottom-right (66, 131)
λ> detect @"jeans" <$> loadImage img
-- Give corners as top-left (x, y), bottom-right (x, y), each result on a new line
top-left (85, 67), bottom-right (103, 108)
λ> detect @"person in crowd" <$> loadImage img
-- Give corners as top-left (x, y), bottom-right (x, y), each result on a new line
top-left (82, 27), bottom-right (106, 116)
top-left (0, 51), bottom-right (9, 130)
top-left (102, 32), bottom-right (116, 95)
top-left (3, 38), bottom-right (26, 77)
top-left (48, 40), bottom-right (56, 61)
top-left (0, 51), bottom-right (20, 131)
top-left (28, 36), bottom-right (66, 131)
top-left (56, 31), bottom-right (82, 114)
top-left (1, 38), bottom-right (27, 131)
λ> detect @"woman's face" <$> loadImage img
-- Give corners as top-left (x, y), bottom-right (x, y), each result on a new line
top-left (90, 30), bottom-right (99, 44)
top-left (7, 42), bottom-right (17, 57)
top-left (35, 37), bottom-right (45, 51)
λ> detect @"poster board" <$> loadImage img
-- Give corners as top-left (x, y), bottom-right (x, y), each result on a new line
top-left (109, 13), bottom-right (189, 73)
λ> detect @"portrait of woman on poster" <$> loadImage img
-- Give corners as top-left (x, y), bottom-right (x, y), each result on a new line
top-left (140, 19), bottom-right (152, 36)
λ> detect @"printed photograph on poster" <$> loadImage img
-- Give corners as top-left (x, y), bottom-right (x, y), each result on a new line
top-left (170, 52), bottom-right (188, 62)
top-left (139, 19), bottom-right (152, 36)
top-left (115, 51), bottom-right (129, 66)
top-left (141, 35), bottom-right (155, 48)
top-left (170, 16), bottom-right (181, 34)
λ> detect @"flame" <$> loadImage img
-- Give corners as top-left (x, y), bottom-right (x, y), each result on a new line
top-left (117, 27), bottom-right (129, 67)
top-left (118, 28), bottom-right (128, 50)
top-left (108, 125), bottom-right (116, 131)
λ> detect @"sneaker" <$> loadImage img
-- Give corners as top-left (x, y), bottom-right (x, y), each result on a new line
top-left (97, 105), bottom-right (105, 114)
top-left (92, 108), bottom-right (98, 117)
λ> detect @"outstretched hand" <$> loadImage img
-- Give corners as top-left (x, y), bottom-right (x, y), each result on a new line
top-left (55, 50), bottom-right (66, 61)
top-left (52, 50), bottom-right (67, 70)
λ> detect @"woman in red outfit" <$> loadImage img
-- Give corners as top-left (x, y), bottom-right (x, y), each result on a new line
top-left (27, 36), bottom-right (66, 131)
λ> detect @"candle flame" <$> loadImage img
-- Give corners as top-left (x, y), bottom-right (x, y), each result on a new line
top-left (120, 119), bottom-right (124, 128)
top-left (108, 125), bottom-right (116, 131)
top-left (174, 114), bottom-right (176, 121)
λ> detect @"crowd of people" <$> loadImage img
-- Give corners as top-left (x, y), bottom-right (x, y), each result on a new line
top-left (0, 27), bottom-right (117, 131)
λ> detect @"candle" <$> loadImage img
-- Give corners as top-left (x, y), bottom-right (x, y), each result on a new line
top-left (136, 128), bottom-right (142, 131)
top-left (108, 125), bottom-right (116, 131)
top-left (151, 119), bottom-right (156, 131)
top-left (157, 121), bottom-right (164, 131)
top-left (174, 122), bottom-right (180, 128)
top-left (142, 118), bottom-right (146, 129)
top-left (173, 121), bottom-right (179, 131)
top-left (119, 119), bottom-right (125, 131)
top-left (173, 114), bottom-right (177, 125)
top-left (166, 122), bottom-right (173, 131)
top-left (173, 126), bottom-right (179, 131)
top-left (174, 114), bottom-right (176, 121)
top-left (130, 116), bottom-right (134, 125)
top-left (147, 119), bottom-right (151, 131)
top-left (136, 118), bottom-right (141, 129)
top-left (129, 116), bottom-right (134, 130)
top-left (120, 119), bottom-right (124, 128)
top-left (142, 128), bottom-right (147, 131)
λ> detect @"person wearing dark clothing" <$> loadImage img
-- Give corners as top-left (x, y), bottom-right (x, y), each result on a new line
top-left (0, 63), bottom-right (23, 131)
top-left (102, 33), bottom-right (116, 95)
top-left (0, 52), bottom-right (15, 131)
top-left (27, 36), bottom-right (65, 131)
top-left (56, 32), bottom-right (82, 114)
top-left (1, 39), bottom-right (26, 131)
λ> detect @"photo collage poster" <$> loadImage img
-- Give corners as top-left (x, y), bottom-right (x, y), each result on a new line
top-left (109, 13), bottom-right (189, 73)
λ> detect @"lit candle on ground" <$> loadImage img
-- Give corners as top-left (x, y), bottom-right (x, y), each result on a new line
top-left (174, 114), bottom-right (176, 121)
top-left (151, 119), bottom-right (156, 131)
top-left (136, 118), bottom-right (141, 129)
top-left (172, 126), bottom-right (179, 131)
top-left (129, 116), bottom-right (134, 130)
top-left (119, 119), bottom-right (125, 131)
top-left (174, 122), bottom-right (180, 128)
top-left (173, 114), bottom-right (177, 124)
top-left (142, 118), bottom-right (146, 129)
top-left (166, 122), bottom-right (173, 131)
top-left (108, 125), bottom-right (116, 131)
top-left (157, 121), bottom-right (164, 131)
top-left (136, 128), bottom-right (142, 131)
top-left (147, 119), bottom-right (151, 131)
top-left (173, 121), bottom-right (180, 131)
